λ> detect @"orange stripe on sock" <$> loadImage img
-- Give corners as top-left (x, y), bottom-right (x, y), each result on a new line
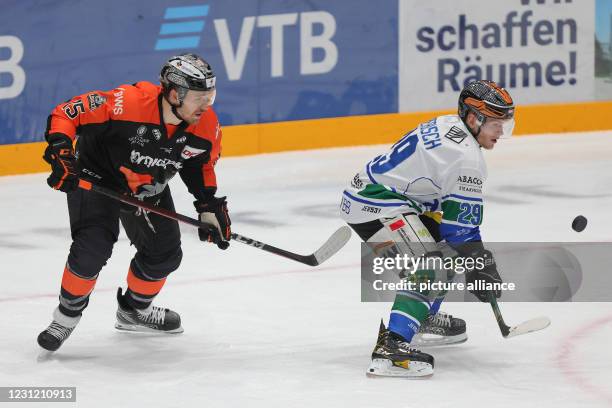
top-left (61, 266), bottom-right (96, 296)
top-left (126, 268), bottom-right (166, 296)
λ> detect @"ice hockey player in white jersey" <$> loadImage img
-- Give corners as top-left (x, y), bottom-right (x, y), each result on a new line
top-left (339, 80), bottom-right (515, 377)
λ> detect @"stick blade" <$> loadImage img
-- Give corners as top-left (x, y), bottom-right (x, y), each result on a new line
top-left (312, 226), bottom-right (352, 266)
top-left (506, 317), bottom-right (551, 338)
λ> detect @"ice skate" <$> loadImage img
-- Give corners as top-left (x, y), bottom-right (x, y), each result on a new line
top-left (367, 321), bottom-right (434, 378)
top-left (115, 288), bottom-right (183, 334)
top-left (411, 311), bottom-right (467, 347)
top-left (37, 307), bottom-right (81, 352)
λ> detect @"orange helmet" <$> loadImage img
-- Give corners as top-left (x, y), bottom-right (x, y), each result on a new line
top-left (458, 80), bottom-right (514, 123)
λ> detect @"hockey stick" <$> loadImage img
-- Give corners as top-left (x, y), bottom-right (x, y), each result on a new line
top-left (78, 180), bottom-right (351, 266)
top-left (488, 292), bottom-right (551, 338)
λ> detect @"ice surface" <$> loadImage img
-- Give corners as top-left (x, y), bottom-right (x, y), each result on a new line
top-left (0, 131), bottom-right (611, 407)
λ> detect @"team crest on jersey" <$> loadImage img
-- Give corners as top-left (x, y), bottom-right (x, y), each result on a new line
top-left (87, 93), bottom-right (106, 111)
top-left (444, 126), bottom-right (468, 144)
top-left (152, 129), bottom-right (162, 140)
top-left (137, 125), bottom-right (147, 136)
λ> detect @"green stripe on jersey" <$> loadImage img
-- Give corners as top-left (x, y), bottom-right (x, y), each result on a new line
top-left (442, 199), bottom-right (483, 225)
top-left (441, 200), bottom-right (461, 221)
top-left (358, 184), bottom-right (422, 212)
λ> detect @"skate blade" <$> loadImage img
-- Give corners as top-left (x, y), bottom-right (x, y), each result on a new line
top-left (115, 322), bottom-right (184, 334)
top-left (366, 358), bottom-right (433, 378)
top-left (411, 332), bottom-right (468, 347)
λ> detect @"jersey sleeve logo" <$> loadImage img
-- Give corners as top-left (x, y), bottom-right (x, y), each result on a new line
top-left (87, 93), bottom-right (107, 111)
top-left (181, 145), bottom-right (207, 159)
top-left (444, 126), bottom-right (468, 144)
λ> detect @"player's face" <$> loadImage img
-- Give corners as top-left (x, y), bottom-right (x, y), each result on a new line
top-left (467, 113), bottom-right (513, 150)
top-left (177, 89), bottom-right (216, 124)
top-left (476, 118), bottom-right (505, 150)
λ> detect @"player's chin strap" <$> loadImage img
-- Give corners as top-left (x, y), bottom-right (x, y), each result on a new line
top-left (470, 117), bottom-right (484, 137)
top-left (163, 88), bottom-right (186, 123)
top-left (464, 109), bottom-right (485, 138)
top-left (471, 124), bottom-right (482, 137)
top-left (170, 104), bottom-right (184, 122)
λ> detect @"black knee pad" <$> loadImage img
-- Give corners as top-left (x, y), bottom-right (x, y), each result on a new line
top-left (133, 246), bottom-right (183, 281)
top-left (67, 227), bottom-right (116, 278)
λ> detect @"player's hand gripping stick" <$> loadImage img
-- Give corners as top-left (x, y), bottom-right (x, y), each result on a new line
top-left (77, 179), bottom-right (351, 266)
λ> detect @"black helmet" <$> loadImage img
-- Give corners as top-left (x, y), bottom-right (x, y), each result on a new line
top-left (160, 53), bottom-right (216, 92)
top-left (458, 80), bottom-right (514, 123)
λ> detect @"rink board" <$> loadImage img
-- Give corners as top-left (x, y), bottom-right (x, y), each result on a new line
top-left (1, 99), bottom-right (611, 176)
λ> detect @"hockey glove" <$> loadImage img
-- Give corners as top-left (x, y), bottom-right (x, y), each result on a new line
top-left (465, 249), bottom-right (502, 302)
top-left (195, 196), bottom-right (231, 250)
top-left (43, 133), bottom-right (78, 193)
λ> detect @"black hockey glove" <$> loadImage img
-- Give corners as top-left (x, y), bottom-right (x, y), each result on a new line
top-left (465, 249), bottom-right (502, 302)
top-left (43, 133), bottom-right (78, 193)
top-left (195, 196), bottom-right (231, 250)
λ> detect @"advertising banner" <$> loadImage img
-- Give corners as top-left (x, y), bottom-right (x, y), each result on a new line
top-left (0, 0), bottom-right (397, 144)
top-left (595, 0), bottom-right (612, 99)
top-left (399, 0), bottom-right (595, 111)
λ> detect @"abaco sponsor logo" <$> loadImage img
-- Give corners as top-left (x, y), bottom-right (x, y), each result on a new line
top-left (457, 175), bottom-right (482, 185)
top-left (457, 174), bottom-right (483, 194)
top-left (130, 150), bottom-right (183, 170)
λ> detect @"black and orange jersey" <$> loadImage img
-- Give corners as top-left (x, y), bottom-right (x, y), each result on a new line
top-left (46, 81), bottom-right (221, 202)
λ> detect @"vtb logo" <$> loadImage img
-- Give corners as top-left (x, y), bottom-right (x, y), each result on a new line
top-left (154, 4), bottom-right (338, 80)
top-left (155, 4), bottom-right (209, 51)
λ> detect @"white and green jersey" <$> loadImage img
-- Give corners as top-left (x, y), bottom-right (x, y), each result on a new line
top-left (340, 114), bottom-right (486, 243)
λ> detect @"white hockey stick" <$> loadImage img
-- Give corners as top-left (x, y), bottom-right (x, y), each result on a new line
top-left (232, 226), bottom-right (352, 266)
top-left (489, 293), bottom-right (551, 338)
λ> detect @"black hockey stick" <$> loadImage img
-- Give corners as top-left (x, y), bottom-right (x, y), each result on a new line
top-left (78, 180), bottom-right (351, 266)
top-left (488, 292), bottom-right (550, 338)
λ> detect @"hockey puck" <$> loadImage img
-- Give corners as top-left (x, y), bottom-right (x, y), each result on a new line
top-left (571, 215), bottom-right (587, 232)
